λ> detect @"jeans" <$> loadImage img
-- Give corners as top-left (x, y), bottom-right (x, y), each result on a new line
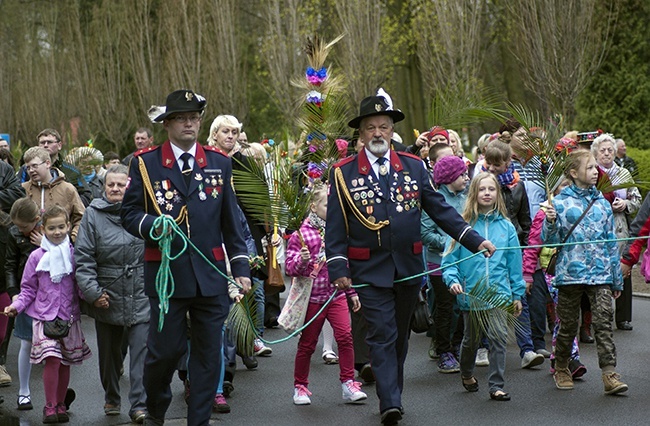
top-left (459, 310), bottom-right (507, 393)
top-left (252, 277), bottom-right (266, 335)
top-left (514, 294), bottom-right (535, 357)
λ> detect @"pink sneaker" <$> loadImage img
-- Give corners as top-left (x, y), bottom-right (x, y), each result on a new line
top-left (56, 403), bottom-right (69, 423)
top-left (43, 404), bottom-right (58, 424)
top-left (293, 385), bottom-right (312, 405)
top-left (253, 339), bottom-right (272, 356)
top-left (342, 380), bottom-right (367, 403)
top-left (212, 393), bottom-right (230, 413)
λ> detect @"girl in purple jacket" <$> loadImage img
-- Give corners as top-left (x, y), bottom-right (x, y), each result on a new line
top-left (4, 205), bottom-right (91, 423)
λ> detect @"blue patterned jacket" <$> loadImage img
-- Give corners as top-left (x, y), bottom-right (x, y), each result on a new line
top-left (541, 184), bottom-right (623, 291)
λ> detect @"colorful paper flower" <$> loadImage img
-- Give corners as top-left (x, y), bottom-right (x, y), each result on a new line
top-left (306, 67), bottom-right (328, 86)
top-left (555, 137), bottom-right (579, 155)
top-left (306, 90), bottom-right (324, 107)
top-left (335, 138), bottom-right (348, 158)
top-left (307, 161), bottom-right (324, 179)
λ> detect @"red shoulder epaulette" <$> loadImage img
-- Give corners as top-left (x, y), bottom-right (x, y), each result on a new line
top-left (204, 145), bottom-right (229, 157)
top-left (332, 155), bottom-right (356, 168)
top-left (396, 151), bottom-right (422, 162)
top-left (133, 145), bottom-right (160, 157)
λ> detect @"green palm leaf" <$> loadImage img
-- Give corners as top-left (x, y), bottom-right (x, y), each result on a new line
top-left (461, 277), bottom-right (527, 346)
top-left (225, 282), bottom-right (259, 357)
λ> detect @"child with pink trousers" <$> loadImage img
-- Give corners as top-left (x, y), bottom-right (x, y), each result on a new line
top-left (4, 205), bottom-right (91, 423)
top-left (285, 184), bottom-right (367, 405)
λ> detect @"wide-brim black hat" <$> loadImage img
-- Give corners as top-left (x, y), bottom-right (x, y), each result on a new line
top-left (153, 89), bottom-right (207, 122)
top-left (348, 95), bottom-right (405, 129)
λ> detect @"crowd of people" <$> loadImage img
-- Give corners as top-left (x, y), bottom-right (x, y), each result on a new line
top-left (0, 89), bottom-right (644, 426)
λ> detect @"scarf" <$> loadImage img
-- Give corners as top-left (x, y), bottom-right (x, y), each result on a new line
top-left (35, 235), bottom-right (73, 283)
top-left (307, 212), bottom-right (326, 261)
top-left (497, 165), bottom-right (521, 189)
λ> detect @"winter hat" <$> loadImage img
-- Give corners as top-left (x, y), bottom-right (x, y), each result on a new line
top-left (434, 155), bottom-right (467, 185)
top-left (426, 126), bottom-right (449, 143)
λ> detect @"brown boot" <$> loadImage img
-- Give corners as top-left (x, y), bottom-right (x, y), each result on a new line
top-left (580, 311), bottom-right (594, 344)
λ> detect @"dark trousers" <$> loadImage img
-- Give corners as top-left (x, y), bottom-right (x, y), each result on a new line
top-left (95, 320), bottom-right (148, 415)
top-left (144, 294), bottom-right (229, 426)
top-left (350, 302), bottom-right (370, 369)
top-left (430, 275), bottom-right (463, 354)
top-left (356, 280), bottom-right (420, 413)
top-left (528, 269), bottom-right (550, 351)
top-left (615, 276), bottom-right (632, 323)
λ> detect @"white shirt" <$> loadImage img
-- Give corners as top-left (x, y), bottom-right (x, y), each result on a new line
top-left (364, 148), bottom-right (391, 179)
top-left (170, 143), bottom-right (197, 172)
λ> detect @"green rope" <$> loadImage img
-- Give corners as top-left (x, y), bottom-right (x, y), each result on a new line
top-left (149, 213), bottom-right (650, 342)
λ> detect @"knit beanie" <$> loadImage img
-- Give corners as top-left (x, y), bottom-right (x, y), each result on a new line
top-left (426, 126), bottom-right (449, 143)
top-left (434, 155), bottom-right (467, 185)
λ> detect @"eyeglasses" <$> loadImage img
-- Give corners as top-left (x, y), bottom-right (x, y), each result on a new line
top-left (170, 115), bottom-right (201, 124)
top-left (25, 162), bottom-right (45, 171)
top-left (38, 139), bottom-right (59, 146)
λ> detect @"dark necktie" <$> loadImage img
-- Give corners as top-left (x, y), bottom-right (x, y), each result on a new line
top-left (180, 152), bottom-right (192, 187)
top-left (376, 157), bottom-right (390, 195)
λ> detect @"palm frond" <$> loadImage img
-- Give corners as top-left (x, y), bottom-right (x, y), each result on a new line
top-left (429, 83), bottom-right (505, 130)
top-left (461, 277), bottom-right (527, 346)
top-left (225, 282), bottom-right (259, 357)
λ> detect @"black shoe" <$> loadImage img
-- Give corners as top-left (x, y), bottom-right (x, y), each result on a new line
top-left (64, 388), bottom-right (75, 410)
top-left (144, 414), bottom-right (164, 426)
top-left (265, 316), bottom-right (279, 328)
top-left (579, 328), bottom-right (594, 344)
top-left (381, 408), bottom-right (402, 425)
top-left (617, 321), bottom-right (633, 331)
top-left (241, 355), bottom-right (258, 370)
top-left (569, 358), bottom-right (587, 379)
top-left (223, 380), bottom-right (234, 397)
top-left (359, 364), bottom-right (375, 384)
top-left (489, 390), bottom-right (511, 401)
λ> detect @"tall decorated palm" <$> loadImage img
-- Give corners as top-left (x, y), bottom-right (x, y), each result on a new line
top-left (229, 34), bottom-right (349, 350)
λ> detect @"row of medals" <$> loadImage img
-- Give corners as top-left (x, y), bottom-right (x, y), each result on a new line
top-left (351, 167), bottom-right (419, 224)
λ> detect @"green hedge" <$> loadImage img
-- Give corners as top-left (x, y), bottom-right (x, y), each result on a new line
top-left (627, 147), bottom-right (649, 199)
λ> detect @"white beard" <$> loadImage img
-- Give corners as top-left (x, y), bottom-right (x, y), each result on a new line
top-left (367, 138), bottom-right (389, 156)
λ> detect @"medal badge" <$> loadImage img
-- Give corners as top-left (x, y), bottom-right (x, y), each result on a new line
top-left (153, 181), bottom-right (161, 191)
top-left (367, 215), bottom-right (376, 224)
top-left (195, 173), bottom-right (203, 181)
top-left (161, 180), bottom-right (173, 200)
top-left (198, 183), bottom-right (207, 201)
top-left (396, 205), bottom-right (403, 213)
top-left (379, 164), bottom-right (388, 176)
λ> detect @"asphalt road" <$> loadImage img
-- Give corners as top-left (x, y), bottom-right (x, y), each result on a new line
top-left (1, 297), bottom-right (650, 425)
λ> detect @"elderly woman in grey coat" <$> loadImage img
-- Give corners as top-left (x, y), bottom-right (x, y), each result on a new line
top-left (74, 164), bottom-right (148, 424)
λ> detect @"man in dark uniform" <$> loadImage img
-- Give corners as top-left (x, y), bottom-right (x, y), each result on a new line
top-left (121, 89), bottom-right (251, 426)
top-left (326, 95), bottom-right (495, 425)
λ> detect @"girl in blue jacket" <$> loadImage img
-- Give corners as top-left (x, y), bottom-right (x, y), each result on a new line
top-left (542, 150), bottom-right (627, 395)
top-left (442, 172), bottom-right (525, 401)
